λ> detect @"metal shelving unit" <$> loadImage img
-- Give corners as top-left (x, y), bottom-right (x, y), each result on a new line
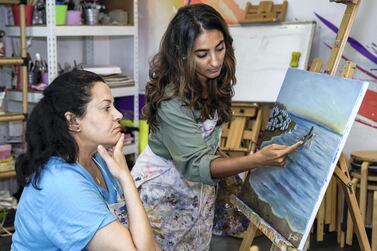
top-left (7, 86), bottom-right (138, 103)
top-left (5, 0), bottom-right (139, 155)
top-left (5, 25), bottom-right (136, 37)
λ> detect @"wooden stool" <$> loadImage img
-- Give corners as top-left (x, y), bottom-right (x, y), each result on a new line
top-left (346, 151), bottom-right (377, 251)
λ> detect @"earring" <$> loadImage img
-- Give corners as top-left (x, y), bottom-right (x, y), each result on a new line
top-left (68, 123), bottom-right (80, 132)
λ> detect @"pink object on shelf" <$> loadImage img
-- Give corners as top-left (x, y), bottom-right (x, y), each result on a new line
top-left (0, 144), bottom-right (12, 160)
top-left (66, 10), bottom-right (81, 25)
top-left (42, 72), bottom-right (49, 84)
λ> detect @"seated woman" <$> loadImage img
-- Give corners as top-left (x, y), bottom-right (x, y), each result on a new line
top-left (12, 70), bottom-right (160, 251)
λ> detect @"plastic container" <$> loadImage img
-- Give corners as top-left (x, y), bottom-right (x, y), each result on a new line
top-left (11, 5), bottom-right (34, 26)
top-left (139, 120), bottom-right (149, 153)
top-left (0, 144), bottom-right (11, 160)
top-left (66, 10), bottom-right (81, 25)
top-left (42, 72), bottom-right (49, 84)
top-left (55, 5), bottom-right (68, 25)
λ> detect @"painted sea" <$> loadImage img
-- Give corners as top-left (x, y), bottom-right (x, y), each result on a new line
top-left (240, 112), bottom-right (341, 247)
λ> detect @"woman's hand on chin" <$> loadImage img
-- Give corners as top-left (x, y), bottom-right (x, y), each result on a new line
top-left (97, 134), bottom-right (130, 179)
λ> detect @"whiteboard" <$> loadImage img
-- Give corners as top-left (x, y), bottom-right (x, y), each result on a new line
top-left (230, 21), bottom-right (316, 102)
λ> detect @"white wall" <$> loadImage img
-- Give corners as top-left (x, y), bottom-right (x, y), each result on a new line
top-left (137, 0), bottom-right (377, 158)
top-left (281, 0), bottom-right (377, 158)
top-left (138, 0), bottom-right (175, 91)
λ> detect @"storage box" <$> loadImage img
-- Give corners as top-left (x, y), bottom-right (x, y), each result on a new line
top-left (105, 0), bottom-right (134, 25)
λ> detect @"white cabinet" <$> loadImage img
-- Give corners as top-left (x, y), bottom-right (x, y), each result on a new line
top-left (5, 0), bottom-right (139, 155)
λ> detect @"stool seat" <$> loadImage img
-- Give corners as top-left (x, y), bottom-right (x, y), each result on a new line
top-left (351, 151), bottom-right (377, 163)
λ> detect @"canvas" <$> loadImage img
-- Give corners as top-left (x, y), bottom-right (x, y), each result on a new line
top-left (236, 68), bottom-right (368, 250)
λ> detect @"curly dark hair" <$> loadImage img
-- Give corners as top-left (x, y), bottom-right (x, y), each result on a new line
top-left (16, 70), bottom-right (104, 189)
top-left (143, 3), bottom-right (236, 132)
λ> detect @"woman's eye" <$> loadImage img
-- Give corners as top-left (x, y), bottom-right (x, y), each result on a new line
top-left (216, 47), bottom-right (224, 52)
top-left (196, 53), bottom-right (207, 58)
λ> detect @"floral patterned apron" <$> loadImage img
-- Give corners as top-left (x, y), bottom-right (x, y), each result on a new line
top-left (132, 114), bottom-right (220, 251)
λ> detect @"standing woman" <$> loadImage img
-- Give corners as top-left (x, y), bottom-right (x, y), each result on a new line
top-left (132, 3), bottom-right (302, 251)
top-left (12, 70), bottom-right (160, 251)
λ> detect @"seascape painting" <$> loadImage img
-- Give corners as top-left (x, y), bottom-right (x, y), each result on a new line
top-left (237, 68), bottom-right (368, 250)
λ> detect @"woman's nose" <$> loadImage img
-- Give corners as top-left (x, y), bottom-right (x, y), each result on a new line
top-left (209, 53), bottom-right (221, 67)
top-left (113, 108), bottom-right (123, 121)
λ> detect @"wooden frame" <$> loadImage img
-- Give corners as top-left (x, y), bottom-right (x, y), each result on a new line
top-left (241, 1), bottom-right (288, 24)
top-left (0, 3), bottom-right (29, 178)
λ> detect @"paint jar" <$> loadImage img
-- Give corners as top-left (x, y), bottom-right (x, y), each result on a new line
top-left (84, 8), bottom-right (99, 25)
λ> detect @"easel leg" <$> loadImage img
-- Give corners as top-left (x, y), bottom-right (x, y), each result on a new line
top-left (372, 191), bottom-right (377, 251)
top-left (325, 1), bottom-right (360, 75)
top-left (239, 223), bottom-right (258, 251)
top-left (335, 158), bottom-right (371, 251)
top-left (337, 180), bottom-right (345, 246)
top-left (346, 178), bottom-right (359, 245)
top-left (360, 162), bottom-right (369, 223)
top-left (346, 208), bottom-right (354, 245)
top-left (325, 179), bottom-right (333, 226)
top-left (340, 181), bottom-right (371, 251)
top-left (316, 200), bottom-right (325, 241)
top-left (330, 177), bottom-right (338, 231)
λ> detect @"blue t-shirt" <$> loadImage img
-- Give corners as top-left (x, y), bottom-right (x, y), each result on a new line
top-left (12, 155), bottom-right (123, 251)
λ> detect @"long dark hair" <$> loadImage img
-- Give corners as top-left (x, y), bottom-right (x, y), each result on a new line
top-left (16, 70), bottom-right (104, 188)
top-left (143, 3), bottom-right (236, 132)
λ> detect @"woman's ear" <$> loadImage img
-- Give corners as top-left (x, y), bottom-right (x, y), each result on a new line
top-left (65, 112), bottom-right (80, 132)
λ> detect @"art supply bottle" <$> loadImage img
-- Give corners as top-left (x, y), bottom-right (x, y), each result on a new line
top-left (32, 0), bottom-right (46, 25)
top-left (32, 53), bottom-right (43, 84)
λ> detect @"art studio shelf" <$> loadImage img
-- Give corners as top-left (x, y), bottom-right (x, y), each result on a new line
top-left (5, 25), bottom-right (136, 37)
top-left (7, 90), bottom-right (43, 103)
top-left (7, 86), bottom-right (138, 103)
top-left (4, 0), bottom-right (139, 157)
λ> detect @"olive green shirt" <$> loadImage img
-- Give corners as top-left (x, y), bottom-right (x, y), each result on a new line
top-left (148, 97), bottom-right (221, 186)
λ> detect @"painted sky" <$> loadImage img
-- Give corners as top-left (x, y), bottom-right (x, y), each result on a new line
top-left (278, 69), bottom-right (368, 134)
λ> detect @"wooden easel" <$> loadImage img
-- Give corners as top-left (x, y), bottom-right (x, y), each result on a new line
top-left (233, 63), bottom-right (363, 251)
top-left (314, 0), bottom-right (362, 245)
top-left (236, 0), bottom-right (371, 250)
top-left (220, 102), bottom-right (263, 156)
top-left (241, 1), bottom-right (288, 23)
